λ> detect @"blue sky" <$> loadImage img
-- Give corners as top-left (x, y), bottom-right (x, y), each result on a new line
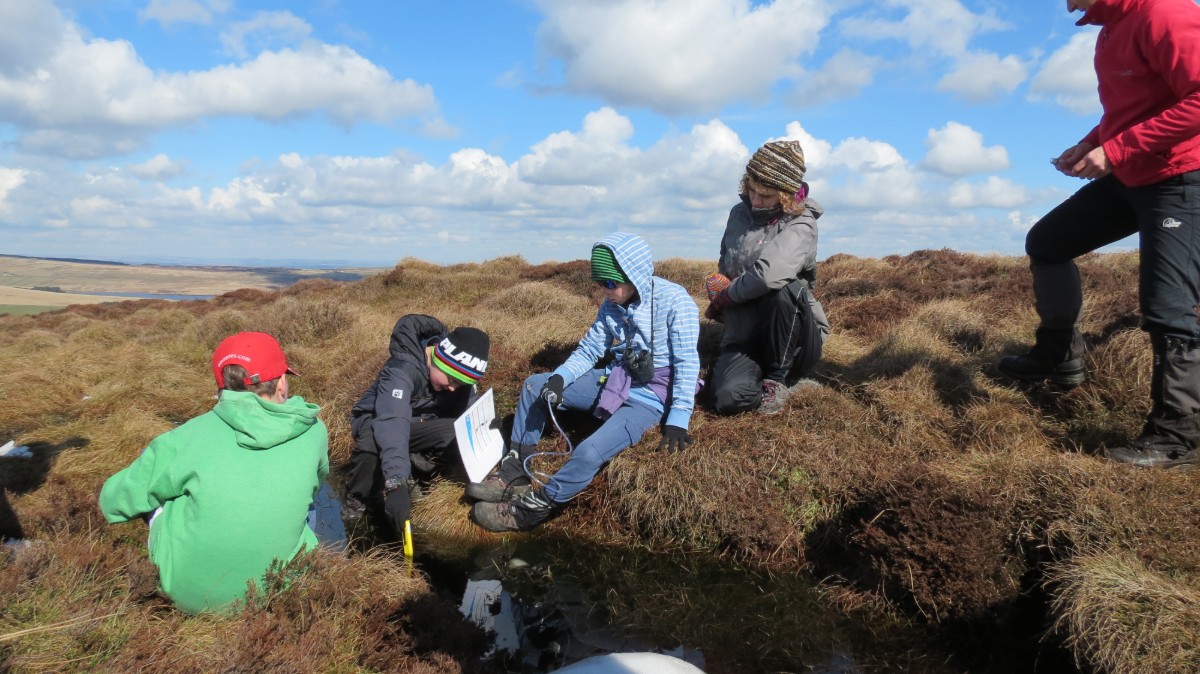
top-left (0, 0), bottom-right (1113, 267)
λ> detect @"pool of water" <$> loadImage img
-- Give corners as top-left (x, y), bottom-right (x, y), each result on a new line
top-left (309, 483), bottom-right (964, 674)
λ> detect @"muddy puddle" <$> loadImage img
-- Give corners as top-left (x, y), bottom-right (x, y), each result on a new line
top-left (309, 483), bottom-right (1008, 673)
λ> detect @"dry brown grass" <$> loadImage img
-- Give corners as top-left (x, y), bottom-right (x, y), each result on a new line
top-left (3, 249), bottom-right (1199, 673)
top-left (1050, 551), bottom-right (1200, 674)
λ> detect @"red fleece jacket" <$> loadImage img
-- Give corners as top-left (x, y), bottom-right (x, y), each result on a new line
top-left (1078, 0), bottom-right (1200, 186)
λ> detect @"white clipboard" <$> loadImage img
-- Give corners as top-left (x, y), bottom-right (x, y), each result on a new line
top-left (454, 388), bottom-right (506, 483)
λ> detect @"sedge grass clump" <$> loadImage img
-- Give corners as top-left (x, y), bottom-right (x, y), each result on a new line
top-left (257, 295), bottom-right (358, 345)
top-left (1050, 551), bottom-right (1200, 674)
top-left (412, 480), bottom-right (502, 549)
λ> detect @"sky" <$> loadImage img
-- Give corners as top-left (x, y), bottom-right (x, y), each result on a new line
top-left (0, 0), bottom-right (1118, 267)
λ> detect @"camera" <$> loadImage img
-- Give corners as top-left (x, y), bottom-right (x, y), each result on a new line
top-left (626, 347), bottom-right (656, 385)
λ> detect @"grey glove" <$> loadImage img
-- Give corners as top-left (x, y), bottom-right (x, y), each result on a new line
top-left (657, 425), bottom-right (690, 453)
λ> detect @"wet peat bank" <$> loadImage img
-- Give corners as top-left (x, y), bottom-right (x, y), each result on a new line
top-left (311, 484), bottom-right (1082, 674)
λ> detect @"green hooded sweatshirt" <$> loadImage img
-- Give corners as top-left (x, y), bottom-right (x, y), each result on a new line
top-left (100, 390), bottom-right (329, 614)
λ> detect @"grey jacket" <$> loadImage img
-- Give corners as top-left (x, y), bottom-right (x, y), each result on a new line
top-left (717, 196), bottom-right (831, 346)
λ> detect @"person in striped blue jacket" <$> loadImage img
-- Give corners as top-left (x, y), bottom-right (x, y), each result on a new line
top-left (471, 232), bottom-right (701, 532)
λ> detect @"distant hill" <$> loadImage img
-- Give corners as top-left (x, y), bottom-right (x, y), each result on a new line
top-left (0, 254), bottom-right (130, 266)
top-left (0, 254), bottom-right (384, 298)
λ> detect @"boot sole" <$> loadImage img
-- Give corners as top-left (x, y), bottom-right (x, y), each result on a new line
top-left (1107, 453), bottom-right (1198, 470)
top-left (997, 364), bottom-right (1086, 387)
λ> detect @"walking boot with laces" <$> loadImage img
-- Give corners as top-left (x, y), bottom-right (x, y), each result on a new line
top-left (466, 474), bottom-right (531, 502)
top-left (1107, 434), bottom-right (1198, 469)
top-left (759, 379), bottom-right (790, 415)
top-left (998, 353), bottom-right (1086, 386)
top-left (472, 488), bottom-right (557, 532)
top-left (997, 328), bottom-right (1086, 386)
top-left (466, 446), bottom-right (532, 502)
top-left (341, 495), bottom-right (368, 528)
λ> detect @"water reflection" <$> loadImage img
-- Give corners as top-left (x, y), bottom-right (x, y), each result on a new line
top-left (312, 483), bottom-right (947, 673)
top-left (310, 482), bottom-right (347, 553)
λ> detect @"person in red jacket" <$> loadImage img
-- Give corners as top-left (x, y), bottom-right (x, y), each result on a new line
top-left (999, 0), bottom-right (1200, 468)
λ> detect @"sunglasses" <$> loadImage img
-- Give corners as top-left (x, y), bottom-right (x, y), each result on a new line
top-left (595, 279), bottom-right (619, 290)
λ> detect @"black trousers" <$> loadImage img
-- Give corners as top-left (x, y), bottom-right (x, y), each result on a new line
top-left (1027, 171), bottom-right (1200, 422)
top-left (711, 280), bottom-right (823, 415)
top-left (344, 415), bottom-right (458, 503)
top-left (1027, 172), bottom-right (1200, 341)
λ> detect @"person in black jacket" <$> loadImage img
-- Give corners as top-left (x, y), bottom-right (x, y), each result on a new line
top-left (344, 314), bottom-right (490, 538)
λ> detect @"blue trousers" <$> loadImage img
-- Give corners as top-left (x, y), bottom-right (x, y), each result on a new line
top-left (511, 370), bottom-right (660, 503)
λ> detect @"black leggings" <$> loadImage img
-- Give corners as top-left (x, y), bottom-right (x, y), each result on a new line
top-left (711, 281), bottom-right (822, 415)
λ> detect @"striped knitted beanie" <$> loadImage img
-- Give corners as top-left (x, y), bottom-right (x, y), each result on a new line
top-left (590, 245), bottom-right (627, 283)
top-left (746, 140), bottom-right (806, 193)
top-left (431, 327), bottom-right (489, 385)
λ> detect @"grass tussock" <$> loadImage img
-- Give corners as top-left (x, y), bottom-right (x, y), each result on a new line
top-left (1050, 551), bottom-right (1200, 674)
top-left (2, 249), bottom-right (1199, 672)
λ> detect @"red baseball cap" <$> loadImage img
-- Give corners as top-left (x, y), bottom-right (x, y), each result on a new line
top-left (211, 332), bottom-right (297, 388)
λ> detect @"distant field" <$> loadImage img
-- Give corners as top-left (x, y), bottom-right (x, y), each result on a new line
top-left (0, 304), bottom-right (59, 315)
top-left (0, 255), bottom-right (384, 315)
top-left (0, 285), bottom-right (118, 308)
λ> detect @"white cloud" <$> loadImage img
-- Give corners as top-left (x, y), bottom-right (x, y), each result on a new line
top-left (517, 107), bottom-right (637, 185)
top-left (936, 51), bottom-right (1028, 102)
top-left (138, 0), bottom-right (231, 28)
top-left (127, 154), bottom-right (187, 181)
top-left (0, 108), bottom-right (1067, 265)
top-left (773, 122), bottom-right (832, 174)
top-left (794, 49), bottom-right (882, 106)
top-left (837, 0), bottom-right (1010, 57)
top-left (947, 176), bottom-right (1028, 208)
top-left (0, 1), bottom-right (439, 158)
top-left (0, 1), bottom-right (62, 77)
top-left (826, 137), bottom-right (905, 173)
top-left (533, 0), bottom-right (831, 114)
top-left (0, 168), bottom-right (28, 206)
top-left (921, 121), bottom-right (1009, 176)
top-left (220, 11), bottom-right (313, 59)
top-left (1029, 30), bottom-right (1100, 115)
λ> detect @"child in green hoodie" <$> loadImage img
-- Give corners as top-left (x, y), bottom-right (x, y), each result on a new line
top-left (100, 332), bottom-right (330, 614)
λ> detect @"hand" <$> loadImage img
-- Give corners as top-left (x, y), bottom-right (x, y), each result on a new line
top-left (705, 272), bottom-right (731, 300)
top-left (705, 289), bottom-right (734, 322)
top-left (383, 485), bottom-right (411, 536)
top-left (657, 425), bottom-right (690, 453)
top-left (1052, 142), bottom-right (1091, 175)
top-left (1053, 142), bottom-right (1110, 179)
top-left (488, 416), bottom-right (504, 432)
top-left (540, 374), bottom-right (565, 404)
top-left (1069, 146), bottom-right (1112, 180)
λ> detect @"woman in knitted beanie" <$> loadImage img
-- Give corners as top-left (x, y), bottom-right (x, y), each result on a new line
top-left (705, 140), bottom-right (831, 415)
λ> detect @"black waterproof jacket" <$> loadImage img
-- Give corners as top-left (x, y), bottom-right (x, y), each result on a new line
top-left (350, 314), bottom-right (472, 483)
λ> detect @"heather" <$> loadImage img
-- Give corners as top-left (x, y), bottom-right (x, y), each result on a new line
top-left (1, 250), bottom-right (1198, 673)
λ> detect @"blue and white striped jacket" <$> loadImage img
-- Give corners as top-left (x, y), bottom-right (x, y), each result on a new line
top-left (553, 232), bottom-right (701, 430)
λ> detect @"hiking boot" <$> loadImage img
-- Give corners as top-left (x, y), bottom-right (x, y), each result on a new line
top-left (997, 353), bottom-right (1086, 387)
top-left (410, 452), bottom-right (438, 475)
top-left (407, 479), bottom-right (426, 503)
top-left (759, 379), bottom-right (790, 415)
top-left (472, 489), bottom-right (557, 532)
top-left (341, 495), bottom-right (368, 527)
top-left (466, 474), bottom-right (531, 503)
top-left (1107, 434), bottom-right (1199, 469)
